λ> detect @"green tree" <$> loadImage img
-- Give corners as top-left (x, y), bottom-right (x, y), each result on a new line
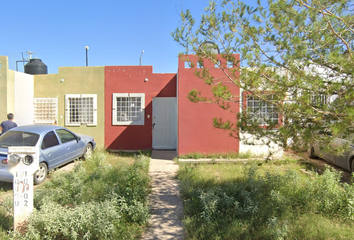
top-left (172, 0), bottom-right (354, 155)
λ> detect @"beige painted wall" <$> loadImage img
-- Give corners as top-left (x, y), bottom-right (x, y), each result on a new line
top-left (34, 66), bottom-right (105, 147)
top-left (0, 56), bottom-right (15, 121)
top-left (0, 56), bottom-right (8, 119)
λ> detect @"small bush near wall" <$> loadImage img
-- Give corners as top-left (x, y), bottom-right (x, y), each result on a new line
top-left (0, 150), bottom-right (151, 240)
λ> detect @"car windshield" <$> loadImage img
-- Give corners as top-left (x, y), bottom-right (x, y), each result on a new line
top-left (0, 131), bottom-right (40, 147)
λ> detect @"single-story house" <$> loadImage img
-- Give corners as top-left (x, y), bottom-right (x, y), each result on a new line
top-left (0, 54), bottom-right (282, 157)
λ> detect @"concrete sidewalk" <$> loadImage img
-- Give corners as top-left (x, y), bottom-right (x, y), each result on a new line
top-left (141, 150), bottom-right (185, 240)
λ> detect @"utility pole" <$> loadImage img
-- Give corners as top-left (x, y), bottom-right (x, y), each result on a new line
top-left (140, 50), bottom-right (144, 66)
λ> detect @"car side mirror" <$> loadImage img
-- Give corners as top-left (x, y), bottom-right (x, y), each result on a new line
top-left (76, 136), bottom-right (81, 142)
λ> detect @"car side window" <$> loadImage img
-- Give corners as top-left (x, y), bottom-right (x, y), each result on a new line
top-left (55, 129), bottom-right (77, 144)
top-left (41, 131), bottom-right (60, 150)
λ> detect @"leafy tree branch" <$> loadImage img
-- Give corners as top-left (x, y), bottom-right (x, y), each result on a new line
top-left (172, 0), bottom-right (354, 153)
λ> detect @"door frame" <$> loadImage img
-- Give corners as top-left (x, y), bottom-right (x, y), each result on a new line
top-left (152, 97), bottom-right (177, 150)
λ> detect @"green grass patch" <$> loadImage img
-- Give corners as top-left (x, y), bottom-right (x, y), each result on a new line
top-left (178, 160), bottom-right (354, 240)
top-left (107, 150), bottom-right (152, 159)
top-left (0, 149), bottom-right (151, 240)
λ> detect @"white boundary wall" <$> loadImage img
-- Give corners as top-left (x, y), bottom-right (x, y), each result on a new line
top-left (239, 132), bottom-right (284, 158)
top-left (14, 71), bottom-right (34, 126)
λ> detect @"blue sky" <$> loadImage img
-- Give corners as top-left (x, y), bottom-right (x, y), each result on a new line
top-left (1, 0), bottom-right (215, 74)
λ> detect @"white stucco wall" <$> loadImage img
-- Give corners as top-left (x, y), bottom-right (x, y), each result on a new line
top-left (239, 132), bottom-right (284, 158)
top-left (14, 71), bottom-right (34, 126)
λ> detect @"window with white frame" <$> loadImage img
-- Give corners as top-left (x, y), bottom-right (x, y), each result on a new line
top-left (112, 93), bottom-right (145, 125)
top-left (33, 98), bottom-right (58, 124)
top-left (309, 93), bottom-right (328, 108)
top-left (65, 94), bottom-right (97, 126)
top-left (246, 94), bottom-right (279, 125)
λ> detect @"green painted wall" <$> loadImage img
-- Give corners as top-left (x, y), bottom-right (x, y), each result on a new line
top-left (34, 66), bottom-right (105, 148)
top-left (0, 56), bottom-right (15, 120)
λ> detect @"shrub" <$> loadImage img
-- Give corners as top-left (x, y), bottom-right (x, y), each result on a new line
top-left (1, 150), bottom-right (151, 240)
top-left (12, 197), bottom-right (121, 240)
top-left (179, 162), bottom-right (354, 239)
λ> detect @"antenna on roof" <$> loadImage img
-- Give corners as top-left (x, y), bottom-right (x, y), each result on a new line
top-left (26, 50), bottom-right (35, 59)
top-left (16, 51), bottom-right (32, 71)
top-left (198, 41), bottom-right (220, 54)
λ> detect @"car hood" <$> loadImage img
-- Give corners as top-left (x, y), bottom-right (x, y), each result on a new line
top-left (0, 147), bottom-right (8, 156)
top-left (77, 133), bottom-right (95, 145)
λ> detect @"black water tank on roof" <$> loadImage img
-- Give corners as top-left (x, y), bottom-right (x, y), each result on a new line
top-left (198, 41), bottom-right (220, 54)
top-left (24, 59), bottom-right (48, 75)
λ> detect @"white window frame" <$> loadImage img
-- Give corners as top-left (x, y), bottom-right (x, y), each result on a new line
top-left (112, 93), bottom-right (145, 125)
top-left (65, 94), bottom-right (97, 126)
top-left (309, 93), bottom-right (328, 107)
top-left (246, 94), bottom-right (279, 125)
top-left (33, 98), bottom-right (58, 124)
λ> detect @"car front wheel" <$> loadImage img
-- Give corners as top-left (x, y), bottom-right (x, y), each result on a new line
top-left (307, 146), bottom-right (317, 159)
top-left (351, 159), bottom-right (354, 172)
top-left (82, 143), bottom-right (93, 160)
top-left (34, 162), bottom-right (48, 185)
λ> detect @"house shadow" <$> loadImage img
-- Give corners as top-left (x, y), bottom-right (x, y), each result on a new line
top-left (151, 150), bottom-right (177, 160)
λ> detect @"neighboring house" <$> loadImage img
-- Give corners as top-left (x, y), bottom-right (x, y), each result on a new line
top-left (239, 89), bottom-right (284, 158)
top-left (0, 54), bottom-right (281, 157)
top-left (33, 66), bottom-right (105, 147)
top-left (238, 68), bottom-right (285, 157)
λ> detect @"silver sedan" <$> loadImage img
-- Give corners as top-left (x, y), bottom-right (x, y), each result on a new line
top-left (307, 131), bottom-right (354, 172)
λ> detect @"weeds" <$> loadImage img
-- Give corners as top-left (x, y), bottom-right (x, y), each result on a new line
top-left (179, 151), bottom-right (241, 159)
top-left (179, 150), bottom-right (268, 160)
top-left (179, 162), bottom-right (354, 239)
top-left (0, 150), bottom-right (151, 240)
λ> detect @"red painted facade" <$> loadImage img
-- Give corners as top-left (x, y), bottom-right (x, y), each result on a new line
top-left (104, 66), bottom-right (176, 150)
top-left (104, 54), bottom-right (240, 155)
top-left (177, 54), bottom-right (240, 155)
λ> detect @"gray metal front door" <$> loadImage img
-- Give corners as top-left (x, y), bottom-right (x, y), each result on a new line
top-left (152, 97), bottom-right (177, 149)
